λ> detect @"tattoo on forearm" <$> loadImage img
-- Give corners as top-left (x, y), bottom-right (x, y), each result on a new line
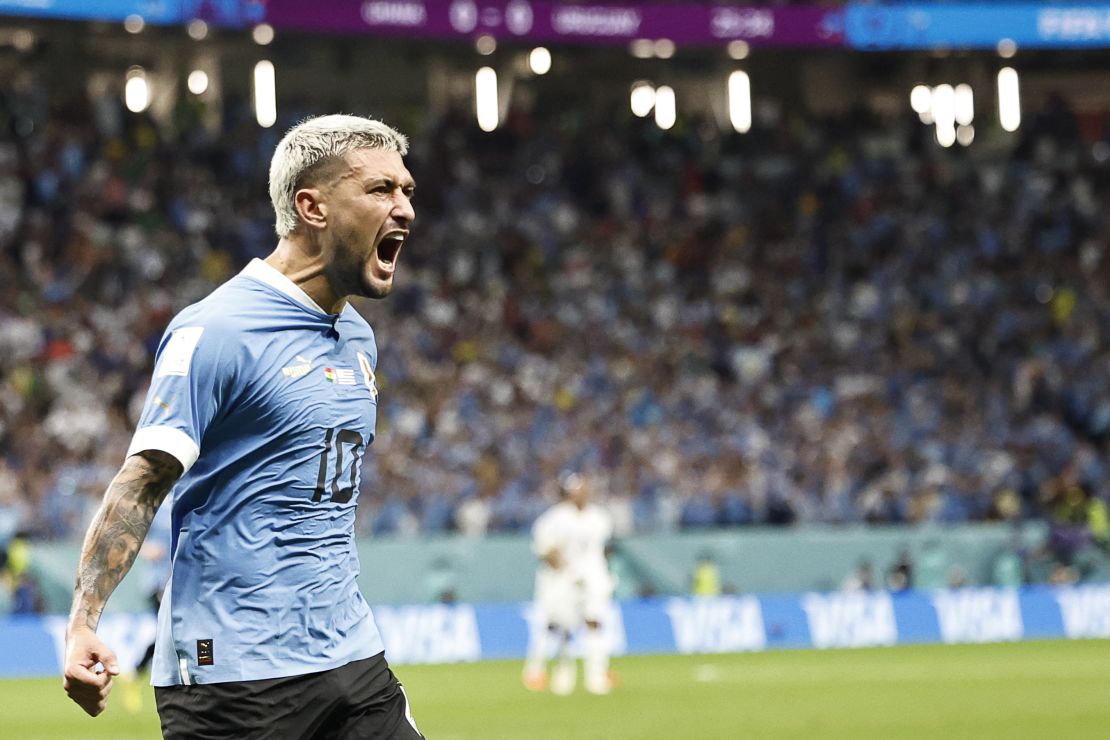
top-left (69, 451), bottom-right (182, 631)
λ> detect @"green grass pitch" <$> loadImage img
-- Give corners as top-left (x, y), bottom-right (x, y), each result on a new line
top-left (9, 640), bottom-right (1110, 739)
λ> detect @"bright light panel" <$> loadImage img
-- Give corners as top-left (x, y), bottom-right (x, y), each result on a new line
top-left (998, 67), bottom-right (1021, 132)
top-left (529, 47), bottom-right (551, 75)
top-left (956, 124), bottom-right (975, 147)
top-left (476, 35), bottom-right (496, 55)
top-left (187, 69), bottom-right (209, 95)
top-left (954, 84), bottom-right (974, 126)
top-left (187, 19), bottom-right (208, 41)
top-left (124, 68), bottom-right (149, 113)
top-left (629, 39), bottom-right (653, 59)
top-left (254, 60), bottom-right (276, 128)
top-left (654, 39), bottom-right (675, 59)
top-left (630, 82), bottom-right (655, 118)
top-left (728, 70), bottom-right (751, 134)
top-left (727, 40), bottom-right (750, 60)
top-left (931, 83), bottom-right (955, 148)
top-left (910, 85), bottom-right (931, 115)
top-left (654, 85), bottom-right (676, 130)
top-left (252, 23), bottom-right (275, 46)
top-left (476, 66), bottom-right (499, 132)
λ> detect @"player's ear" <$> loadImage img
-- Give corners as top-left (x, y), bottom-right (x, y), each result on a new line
top-left (294, 187), bottom-right (328, 231)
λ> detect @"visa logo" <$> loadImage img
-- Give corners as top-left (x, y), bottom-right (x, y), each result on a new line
top-left (1056, 584), bottom-right (1110, 639)
top-left (374, 605), bottom-right (481, 665)
top-left (933, 588), bottom-right (1023, 644)
top-left (802, 592), bottom-right (897, 649)
top-left (666, 596), bottom-right (766, 654)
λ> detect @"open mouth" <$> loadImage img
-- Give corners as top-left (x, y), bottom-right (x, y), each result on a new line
top-left (375, 233), bottom-right (406, 272)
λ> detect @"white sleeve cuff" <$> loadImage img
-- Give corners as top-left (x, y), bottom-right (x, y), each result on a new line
top-left (127, 425), bottom-right (201, 474)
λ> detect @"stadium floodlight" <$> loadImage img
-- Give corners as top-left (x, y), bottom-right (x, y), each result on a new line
top-left (955, 84), bottom-right (974, 126)
top-left (12, 29), bottom-right (34, 52)
top-left (529, 47), bottom-right (551, 75)
top-left (476, 35), bottom-right (496, 55)
top-left (629, 39), bottom-right (653, 59)
top-left (936, 126), bottom-right (956, 148)
top-left (956, 124), bottom-right (974, 147)
top-left (253, 60), bottom-right (277, 128)
top-left (630, 81), bottom-right (655, 118)
top-left (931, 83), bottom-right (956, 148)
top-left (124, 67), bottom-right (150, 113)
top-left (654, 39), bottom-right (676, 59)
top-left (252, 23), bottom-right (275, 46)
top-left (728, 70), bottom-right (751, 134)
top-left (654, 85), bottom-right (676, 130)
top-left (998, 67), bottom-right (1021, 132)
top-left (187, 19), bottom-right (208, 41)
top-left (124, 15), bottom-right (144, 34)
top-left (910, 85), bottom-right (931, 115)
top-left (187, 69), bottom-right (209, 96)
top-left (476, 66), bottom-right (499, 132)
top-left (727, 40), bottom-right (750, 60)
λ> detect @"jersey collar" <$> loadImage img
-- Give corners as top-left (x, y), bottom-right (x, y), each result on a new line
top-left (241, 258), bottom-right (334, 316)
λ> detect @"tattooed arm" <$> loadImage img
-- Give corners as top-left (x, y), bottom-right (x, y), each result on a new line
top-left (63, 449), bottom-right (182, 717)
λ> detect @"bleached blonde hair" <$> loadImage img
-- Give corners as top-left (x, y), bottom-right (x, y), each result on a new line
top-left (268, 114), bottom-right (409, 237)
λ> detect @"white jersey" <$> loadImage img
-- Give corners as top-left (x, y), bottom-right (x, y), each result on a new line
top-left (532, 501), bottom-right (613, 582)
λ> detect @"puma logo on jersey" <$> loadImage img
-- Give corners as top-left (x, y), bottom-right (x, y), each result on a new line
top-left (282, 355), bottom-right (312, 379)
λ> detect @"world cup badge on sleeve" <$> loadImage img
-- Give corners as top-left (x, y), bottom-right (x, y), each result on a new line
top-left (357, 352), bottom-right (378, 400)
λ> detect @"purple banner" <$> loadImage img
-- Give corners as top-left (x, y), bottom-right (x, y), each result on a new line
top-left (264, 1), bottom-right (843, 48)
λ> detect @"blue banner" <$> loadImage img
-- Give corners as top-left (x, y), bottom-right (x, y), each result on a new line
top-left (846, 3), bottom-right (1110, 49)
top-left (0, 0), bottom-right (263, 26)
top-left (4, 585), bottom-right (1110, 679)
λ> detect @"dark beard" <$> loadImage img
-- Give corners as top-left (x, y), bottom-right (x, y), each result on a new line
top-left (360, 272), bottom-right (393, 300)
top-left (325, 246), bottom-right (391, 302)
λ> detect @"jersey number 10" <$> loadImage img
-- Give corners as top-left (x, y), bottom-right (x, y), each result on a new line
top-left (312, 428), bottom-right (364, 504)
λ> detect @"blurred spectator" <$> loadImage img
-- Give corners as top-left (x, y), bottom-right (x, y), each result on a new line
top-left (992, 533), bottom-right (1027, 588)
top-left (947, 566), bottom-right (969, 590)
top-left (4, 533), bottom-right (44, 613)
top-left (887, 549), bottom-right (914, 592)
top-left (690, 551), bottom-right (722, 597)
top-left (424, 555), bottom-right (459, 604)
top-left (2, 59), bottom-right (1110, 574)
top-left (12, 570), bottom-right (44, 614)
top-left (842, 559), bottom-right (876, 591)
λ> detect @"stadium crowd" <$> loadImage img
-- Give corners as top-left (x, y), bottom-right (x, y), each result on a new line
top-left (2, 66), bottom-right (1110, 572)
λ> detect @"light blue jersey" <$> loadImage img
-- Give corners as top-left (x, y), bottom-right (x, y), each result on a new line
top-left (128, 259), bottom-right (385, 686)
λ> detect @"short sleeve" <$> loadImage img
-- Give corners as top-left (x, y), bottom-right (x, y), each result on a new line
top-left (126, 322), bottom-right (237, 474)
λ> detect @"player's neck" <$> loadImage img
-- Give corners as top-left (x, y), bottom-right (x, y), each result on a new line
top-left (265, 240), bottom-right (347, 314)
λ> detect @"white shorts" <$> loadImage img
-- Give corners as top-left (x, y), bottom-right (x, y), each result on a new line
top-left (535, 568), bottom-right (614, 630)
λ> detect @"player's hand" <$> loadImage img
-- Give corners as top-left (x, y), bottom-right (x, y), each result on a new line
top-left (63, 625), bottom-right (121, 717)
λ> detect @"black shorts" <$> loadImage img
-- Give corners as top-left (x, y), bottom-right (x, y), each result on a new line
top-left (154, 652), bottom-right (423, 740)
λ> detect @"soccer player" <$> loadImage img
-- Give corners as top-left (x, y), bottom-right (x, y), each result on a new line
top-left (523, 472), bottom-right (616, 695)
top-left (63, 115), bottom-right (422, 739)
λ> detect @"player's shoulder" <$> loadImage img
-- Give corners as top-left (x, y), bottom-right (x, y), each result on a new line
top-left (544, 501), bottom-right (578, 523)
top-left (166, 275), bottom-right (277, 337)
top-left (340, 304), bottom-right (377, 345)
top-left (534, 500), bottom-right (566, 525)
top-left (587, 502), bottom-right (613, 524)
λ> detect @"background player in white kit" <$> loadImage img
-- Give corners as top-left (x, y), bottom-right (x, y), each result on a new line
top-left (523, 472), bottom-right (616, 695)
